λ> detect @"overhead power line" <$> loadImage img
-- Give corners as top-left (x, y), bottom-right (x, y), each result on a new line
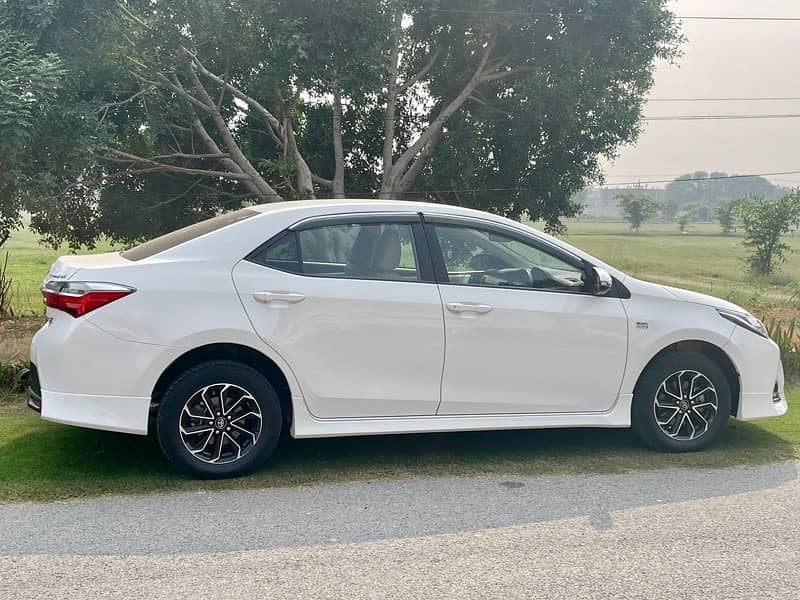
top-left (400, 171), bottom-right (800, 195)
top-left (643, 113), bottom-right (800, 121)
top-left (648, 97), bottom-right (800, 102)
top-left (422, 8), bottom-right (800, 22)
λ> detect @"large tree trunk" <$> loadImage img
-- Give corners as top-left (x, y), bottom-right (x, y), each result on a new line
top-left (332, 78), bottom-right (346, 198)
top-left (379, 11), bottom-right (403, 199)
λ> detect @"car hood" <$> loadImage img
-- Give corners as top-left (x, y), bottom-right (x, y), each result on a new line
top-left (661, 285), bottom-right (747, 313)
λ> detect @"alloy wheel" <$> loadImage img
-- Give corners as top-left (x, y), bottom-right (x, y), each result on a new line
top-left (653, 370), bottom-right (718, 441)
top-left (179, 383), bottom-right (263, 464)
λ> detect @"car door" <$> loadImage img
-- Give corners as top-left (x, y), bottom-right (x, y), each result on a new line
top-left (426, 216), bottom-right (628, 415)
top-left (232, 213), bottom-right (445, 419)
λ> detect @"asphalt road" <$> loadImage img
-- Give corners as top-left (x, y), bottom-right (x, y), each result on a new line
top-left (1, 461), bottom-right (798, 599)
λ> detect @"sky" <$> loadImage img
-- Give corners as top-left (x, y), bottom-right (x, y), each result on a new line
top-left (602, 0), bottom-right (800, 189)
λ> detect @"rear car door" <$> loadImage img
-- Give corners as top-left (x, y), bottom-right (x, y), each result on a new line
top-left (232, 213), bottom-right (445, 419)
top-left (426, 215), bottom-right (628, 415)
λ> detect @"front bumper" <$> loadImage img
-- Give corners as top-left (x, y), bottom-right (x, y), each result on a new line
top-left (727, 328), bottom-right (788, 421)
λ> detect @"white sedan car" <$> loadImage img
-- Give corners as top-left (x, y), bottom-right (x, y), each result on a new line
top-left (29, 200), bottom-right (787, 478)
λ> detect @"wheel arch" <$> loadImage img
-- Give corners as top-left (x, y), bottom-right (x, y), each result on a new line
top-left (150, 343), bottom-right (293, 426)
top-left (632, 340), bottom-right (741, 417)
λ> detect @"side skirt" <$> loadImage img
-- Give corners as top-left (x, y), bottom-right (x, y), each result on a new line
top-left (290, 394), bottom-right (633, 439)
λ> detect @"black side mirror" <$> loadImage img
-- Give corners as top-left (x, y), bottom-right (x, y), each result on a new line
top-left (582, 260), bottom-right (613, 296)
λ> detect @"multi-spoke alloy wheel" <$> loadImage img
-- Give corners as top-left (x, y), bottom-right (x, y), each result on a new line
top-left (632, 351), bottom-right (730, 453)
top-left (158, 360), bottom-right (282, 478)
top-left (179, 383), bottom-right (263, 464)
top-left (653, 370), bottom-right (718, 441)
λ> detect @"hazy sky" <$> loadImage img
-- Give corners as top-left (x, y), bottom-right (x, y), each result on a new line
top-left (603, 0), bottom-right (800, 188)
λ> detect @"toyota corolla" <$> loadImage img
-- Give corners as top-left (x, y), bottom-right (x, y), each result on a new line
top-left (28, 200), bottom-right (787, 478)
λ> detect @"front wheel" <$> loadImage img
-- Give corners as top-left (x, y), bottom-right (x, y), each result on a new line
top-left (632, 351), bottom-right (731, 452)
top-left (157, 360), bottom-right (283, 479)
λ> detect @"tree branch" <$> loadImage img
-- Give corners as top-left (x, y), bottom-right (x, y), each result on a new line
top-left (185, 48), bottom-right (284, 139)
top-left (96, 88), bottom-right (150, 124)
top-left (379, 10), bottom-right (403, 197)
top-left (397, 47), bottom-right (442, 95)
top-left (390, 36), bottom-right (497, 187)
top-left (182, 58), bottom-right (282, 201)
top-left (101, 148), bottom-right (254, 181)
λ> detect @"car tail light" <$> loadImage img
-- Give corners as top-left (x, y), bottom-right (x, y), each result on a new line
top-left (42, 281), bottom-right (135, 317)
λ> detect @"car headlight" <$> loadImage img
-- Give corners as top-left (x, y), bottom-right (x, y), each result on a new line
top-left (717, 308), bottom-right (768, 338)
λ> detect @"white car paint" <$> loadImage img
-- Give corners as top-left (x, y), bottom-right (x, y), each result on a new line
top-left (30, 200), bottom-right (787, 442)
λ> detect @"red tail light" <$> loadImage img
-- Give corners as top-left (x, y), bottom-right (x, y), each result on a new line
top-left (42, 281), bottom-right (135, 318)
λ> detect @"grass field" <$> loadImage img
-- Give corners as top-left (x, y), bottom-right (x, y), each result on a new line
top-left (0, 391), bottom-right (797, 503)
top-left (0, 219), bottom-right (798, 503)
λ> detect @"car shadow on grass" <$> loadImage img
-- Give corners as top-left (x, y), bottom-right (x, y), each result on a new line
top-left (0, 409), bottom-right (796, 504)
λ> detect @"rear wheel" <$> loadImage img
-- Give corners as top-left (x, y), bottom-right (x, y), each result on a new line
top-left (157, 360), bottom-right (282, 479)
top-left (632, 351), bottom-right (731, 452)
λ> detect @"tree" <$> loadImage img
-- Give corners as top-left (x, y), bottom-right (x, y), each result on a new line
top-left (735, 193), bottom-right (800, 275)
top-left (618, 192), bottom-right (661, 232)
top-left (716, 198), bottom-right (739, 235)
top-left (0, 28), bottom-right (65, 247)
top-left (2, 0), bottom-right (682, 245)
top-left (664, 171), bottom-right (786, 221)
top-left (676, 211), bottom-right (692, 233)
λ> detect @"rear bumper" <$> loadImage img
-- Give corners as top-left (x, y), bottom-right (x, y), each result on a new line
top-left (29, 314), bottom-right (180, 436)
top-left (27, 362), bottom-right (42, 412)
top-left (39, 389), bottom-right (150, 435)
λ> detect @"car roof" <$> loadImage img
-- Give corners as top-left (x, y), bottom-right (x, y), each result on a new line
top-left (248, 198), bottom-right (488, 218)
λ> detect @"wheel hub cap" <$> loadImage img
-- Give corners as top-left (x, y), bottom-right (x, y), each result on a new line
top-left (179, 383), bottom-right (263, 465)
top-left (653, 370), bottom-right (718, 441)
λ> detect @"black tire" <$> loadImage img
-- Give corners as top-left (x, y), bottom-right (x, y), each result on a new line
top-left (157, 360), bottom-right (283, 479)
top-left (632, 351), bottom-right (731, 453)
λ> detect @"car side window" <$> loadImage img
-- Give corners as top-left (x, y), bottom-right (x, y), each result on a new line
top-left (252, 222), bottom-right (421, 281)
top-left (433, 224), bottom-right (587, 292)
top-left (256, 232), bottom-right (301, 273)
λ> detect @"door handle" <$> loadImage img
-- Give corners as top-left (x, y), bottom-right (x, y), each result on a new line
top-left (253, 291), bottom-right (306, 304)
top-left (446, 302), bottom-right (493, 314)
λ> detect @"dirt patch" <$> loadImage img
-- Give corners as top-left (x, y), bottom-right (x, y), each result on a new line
top-left (0, 317), bottom-right (43, 364)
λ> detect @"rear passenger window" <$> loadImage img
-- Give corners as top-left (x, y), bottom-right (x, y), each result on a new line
top-left (250, 222), bottom-right (420, 281)
top-left (258, 232), bottom-right (300, 273)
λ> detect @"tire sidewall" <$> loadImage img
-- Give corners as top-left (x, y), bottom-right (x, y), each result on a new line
top-left (157, 360), bottom-right (283, 479)
top-left (633, 351), bottom-right (731, 452)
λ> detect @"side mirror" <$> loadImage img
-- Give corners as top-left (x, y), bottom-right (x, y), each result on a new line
top-left (592, 267), bottom-right (613, 296)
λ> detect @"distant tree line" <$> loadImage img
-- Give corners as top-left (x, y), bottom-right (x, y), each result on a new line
top-left (578, 172), bottom-right (789, 222)
top-left (616, 189), bottom-right (800, 275)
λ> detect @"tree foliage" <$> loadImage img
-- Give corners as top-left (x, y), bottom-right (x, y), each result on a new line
top-left (663, 172), bottom-right (786, 221)
top-left (0, 27), bottom-right (65, 246)
top-left (1, 0), bottom-right (682, 245)
top-left (715, 198), bottom-right (738, 235)
top-left (735, 193), bottom-right (800, 275)
top-left (676, 211), bottom-right (692, 233)
top-left (618, 192), bottom-right (661, 232)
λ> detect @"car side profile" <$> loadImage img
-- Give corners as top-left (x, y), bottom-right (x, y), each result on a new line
top-left (29, 200), bottom-right (787, 478)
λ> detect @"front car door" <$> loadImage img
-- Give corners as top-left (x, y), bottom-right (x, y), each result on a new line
top-left (232, 213), bottom-right (445, 419)
top-left (426, 215), bottom-right (628, 415)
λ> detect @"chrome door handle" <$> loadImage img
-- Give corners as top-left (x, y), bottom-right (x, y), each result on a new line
top-left (253, 291), bottom-right (306, 304)
top-left (446, 302), bottom-right (493, 314)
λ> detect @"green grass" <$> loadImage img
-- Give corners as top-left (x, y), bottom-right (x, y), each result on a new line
top-left (1, 227), bottom-right (117, 315)
top-left (540, 220), bottom-right (800, 310)
top-left (0, 391), bottom-right (797, 503)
